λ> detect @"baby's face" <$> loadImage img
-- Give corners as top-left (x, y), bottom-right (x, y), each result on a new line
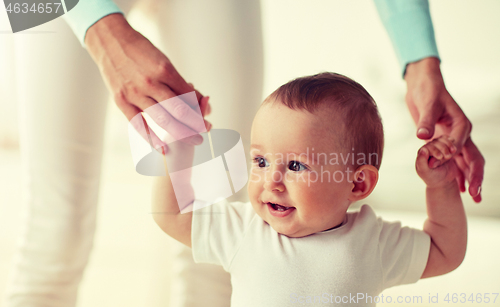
top-left (248, 102), bottom-right (354, 238)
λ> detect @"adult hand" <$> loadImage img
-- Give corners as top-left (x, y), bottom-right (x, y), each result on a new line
top-left (405, 57), bottom-right (484, 202)
top-left (85, 13), bottom-right (207, 153)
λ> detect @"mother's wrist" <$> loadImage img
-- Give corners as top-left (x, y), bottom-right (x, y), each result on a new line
top-left (404, 57), bottom-right (442, 81)
top-left (85, 13), bottom-right (134, 64)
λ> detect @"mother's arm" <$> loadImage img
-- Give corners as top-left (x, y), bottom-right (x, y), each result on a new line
top-left (374, 0), bottom-right (484, 202)
top-left (64, 3), bottom-right (207, 152)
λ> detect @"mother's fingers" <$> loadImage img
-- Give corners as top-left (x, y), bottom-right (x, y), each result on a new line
top-left (119, 82), bottom-right (205, 147)
top-left (453, 154), bottom-right (468, 193)
top-left (462, 138), bottom-right (484, 203)
top-left (199, 96), bottom-right (211, 117)
top-left (118, 97), bottom-right (167, 152)
top-left (445, 96), bottom-right (472, 152)
top-left (453, 138), bottom-right (484, 202)
top-left (156, 93), bottom-right (206, 133)
top-left (147, 83), bottom-right (206, 133)
top-left (144, 102), bottom-right (203, 145)
top-left (156, 61), bottom-right (203, 106)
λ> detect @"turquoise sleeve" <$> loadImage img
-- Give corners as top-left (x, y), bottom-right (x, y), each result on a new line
top-left (63, 0), bottom-right (123, 47)
top-left (373, 0), bottom-right (440, 77)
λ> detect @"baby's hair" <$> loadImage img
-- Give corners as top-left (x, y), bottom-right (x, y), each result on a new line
top-left (263, 72), bottom-right (384, 170)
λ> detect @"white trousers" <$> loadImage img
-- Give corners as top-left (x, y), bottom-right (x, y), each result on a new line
top-left (3, 0), bottom-right (263, 306)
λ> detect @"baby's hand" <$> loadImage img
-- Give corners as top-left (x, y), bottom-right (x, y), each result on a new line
top-left (416, 135), bottom-right (459, 188)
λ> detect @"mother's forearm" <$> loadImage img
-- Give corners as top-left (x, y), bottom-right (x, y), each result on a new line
top-left (85, 13), bottom-right (136, 67)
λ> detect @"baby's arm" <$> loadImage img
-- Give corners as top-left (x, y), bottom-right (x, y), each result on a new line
top-left (416, 136), bottom-right (467, 278)
top-left (151, 96), bottom-right (211, 247)
top-left (152, 141), bottom-right (194, 247)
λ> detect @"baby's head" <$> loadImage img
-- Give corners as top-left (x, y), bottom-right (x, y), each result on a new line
top-left (248, 72), bottom-right (384, 237)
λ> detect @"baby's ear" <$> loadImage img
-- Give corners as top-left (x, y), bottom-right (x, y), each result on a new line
top-left (348, 165), bottom-right (379, 202)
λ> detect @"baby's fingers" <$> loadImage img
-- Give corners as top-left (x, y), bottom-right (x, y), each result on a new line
top-left (432, 136), bottom-right (456, 158)
top-left (425, 143), bottom-right (445, 168)
top-left (427, 136), bottom-right (456, 168)
top-left (440, 136), bottom-right (457, 153)
top-left (416, 147), bottom-right (431, 173)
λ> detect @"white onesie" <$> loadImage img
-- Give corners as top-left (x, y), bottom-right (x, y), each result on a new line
top-left (192, 201), bottom-right (430, 306)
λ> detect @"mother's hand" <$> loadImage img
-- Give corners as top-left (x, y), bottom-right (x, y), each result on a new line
top-left (85, 13), bottom-right (207, 152)
top-left (405, 57), bottom-right (484, 202)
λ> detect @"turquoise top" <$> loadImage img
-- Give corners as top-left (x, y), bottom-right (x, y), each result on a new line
top-left (63, 0), bottom-right (122, 46)
top-left (373, 0), bottom-right (440, 77)
top-left (64, 0), bottom-right (439, 78)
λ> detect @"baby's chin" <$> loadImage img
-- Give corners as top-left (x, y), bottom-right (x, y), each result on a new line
top-left (265, 214), bottom-right (346, 238)
top-left (250, 201), bottom-right (314, 237)
top-left (265, 220), bottom-right (315, 238)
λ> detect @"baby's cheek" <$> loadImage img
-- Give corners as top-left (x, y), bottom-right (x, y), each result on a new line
top-left (248, 169), bottom-right (263, 184)
top-left (288, 175), bottom-right (319, 199)
top-left (294, 175), bottom-right (335, 200)
top-left (247, 174), bottom-right (262, 198)
top-left (284, 171), bottom-right (309, 186)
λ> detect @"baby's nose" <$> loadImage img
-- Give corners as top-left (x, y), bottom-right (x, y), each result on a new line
top-left (264, 170), bottom-right (285, 192)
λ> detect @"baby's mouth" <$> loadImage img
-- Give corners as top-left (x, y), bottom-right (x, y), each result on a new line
top-left (268, 202), bottom-right (293, 212)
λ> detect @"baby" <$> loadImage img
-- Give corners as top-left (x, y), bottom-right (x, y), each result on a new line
top-left (152, 72), bottom-right (466, 306)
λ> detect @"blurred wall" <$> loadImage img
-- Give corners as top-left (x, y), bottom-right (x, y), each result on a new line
top-left (0, 9), bottom-right (18, 148)
top-left (2, 0), bottom-right (499, 216)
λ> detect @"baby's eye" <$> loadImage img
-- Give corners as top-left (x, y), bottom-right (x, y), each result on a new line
top-left (253, 157), bottom-right (269, 168)
top-left (288, 161), bottom-right (307, 172)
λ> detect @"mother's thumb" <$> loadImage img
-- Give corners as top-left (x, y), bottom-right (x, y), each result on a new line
top-left (416, 107), bottom-right (441, 140)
